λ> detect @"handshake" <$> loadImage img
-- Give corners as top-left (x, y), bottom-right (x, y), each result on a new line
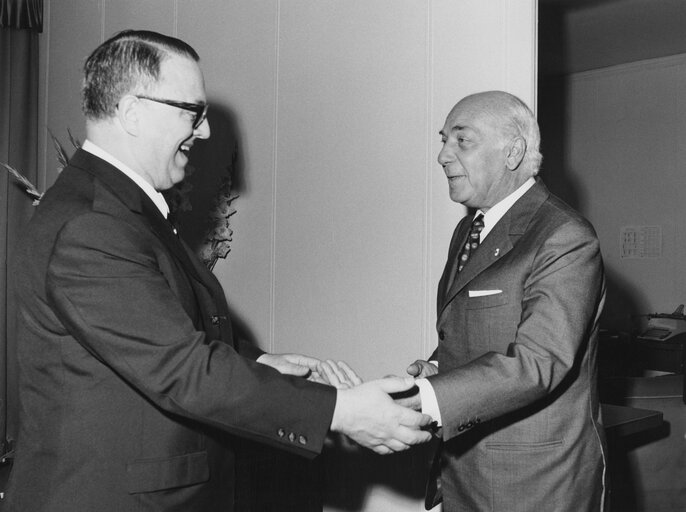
top-left (257, 353), bottom-right (439, 455)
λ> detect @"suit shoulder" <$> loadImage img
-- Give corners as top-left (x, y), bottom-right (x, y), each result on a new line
top-left (538, 193), bottom-right (597, 236)
top-left (35, 166), bottom-right (96, 219)
top-left (20, 167), bottom-right (95, 245)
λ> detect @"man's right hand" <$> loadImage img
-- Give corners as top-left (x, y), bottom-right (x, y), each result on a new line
top-left (406, 359), bottom-right (438, 378)
top-left (330, 377), bottom-right (433, 454)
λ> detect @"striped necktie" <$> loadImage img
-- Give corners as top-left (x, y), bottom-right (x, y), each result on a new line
top-left (456, 214), bottom-right (484, 273)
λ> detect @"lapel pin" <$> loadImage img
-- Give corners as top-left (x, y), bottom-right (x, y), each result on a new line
top-left (494, 248), bottom-right (500, 257)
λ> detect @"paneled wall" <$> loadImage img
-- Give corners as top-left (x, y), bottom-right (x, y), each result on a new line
top-left (560, 55), bottom-right (686, 329)
top-left (38, 1), bottom-right (536, 510)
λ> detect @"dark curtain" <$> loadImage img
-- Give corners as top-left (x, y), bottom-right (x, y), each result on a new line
top-left (0, 21), bottom-right (40, 473)
top-left (0, 0), bottom-right (42, 31)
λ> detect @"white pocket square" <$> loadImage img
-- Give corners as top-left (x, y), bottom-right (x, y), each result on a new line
top-left (469, 289), bottom-right (502, 297)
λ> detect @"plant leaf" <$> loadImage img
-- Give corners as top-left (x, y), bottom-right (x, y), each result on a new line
top-left (1, 162), bottom-right (43, 201)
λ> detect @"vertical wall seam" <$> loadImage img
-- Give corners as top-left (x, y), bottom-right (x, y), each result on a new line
top-left (269, 0), bottom-right (281, 352)
top-left (505, 0), bottom-right (538, 111)
top-left (504, 0), bottom-right (511, 92)
top-left (173, 0), bottom-right (179, 37)
top-left (39, 0), bottom-right (50, 194)
top-left (531, 0), bottom-right (539, 113)
top-left (2, 35), bottom-right (9, 446)
top-left (100, 0), bottom-right (105, 42)
top-left (423, 1), bottom-right (433, 357)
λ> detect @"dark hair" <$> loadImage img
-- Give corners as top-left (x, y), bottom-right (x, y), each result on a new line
top-left (82, 30), bottom-right (200, 120)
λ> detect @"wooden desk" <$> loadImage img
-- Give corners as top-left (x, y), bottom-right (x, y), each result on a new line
top-left (601, 403), bottom-right (663, 437)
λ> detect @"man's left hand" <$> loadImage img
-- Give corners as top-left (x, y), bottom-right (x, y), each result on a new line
top-left (256, 353), bottom-right (321, 377)
top-left (310, 360), bottom-right (363, 389)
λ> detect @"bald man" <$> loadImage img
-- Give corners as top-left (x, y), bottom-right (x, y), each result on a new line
top-left (408, 91), bottom-right (608, 511)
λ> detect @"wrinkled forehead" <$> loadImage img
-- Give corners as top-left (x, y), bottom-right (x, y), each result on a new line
top-left (442, 97), bottom-right (501, 136)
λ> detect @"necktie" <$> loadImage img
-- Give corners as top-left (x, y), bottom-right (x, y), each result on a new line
top-left (456, 214), bottom-right (484, 273)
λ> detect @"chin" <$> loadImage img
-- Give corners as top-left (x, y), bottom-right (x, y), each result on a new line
top-left (170, 169), bottom-right (186, 185)
top-left (448, 191), bottom-right (465, 204)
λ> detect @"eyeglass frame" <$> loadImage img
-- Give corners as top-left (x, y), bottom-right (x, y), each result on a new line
top-left (135, 95), bottom-right (208, 129)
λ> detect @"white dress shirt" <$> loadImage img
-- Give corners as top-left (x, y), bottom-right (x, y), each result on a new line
top-left (416, 177), bottom-right (536, 425)
top-left (81, 140), bottom-right (171, 218)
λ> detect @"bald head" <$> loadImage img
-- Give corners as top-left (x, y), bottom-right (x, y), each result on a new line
top-left (451, 91), bottom-right (542, 176)
top-left (437, 91), bottom-right (542, 210)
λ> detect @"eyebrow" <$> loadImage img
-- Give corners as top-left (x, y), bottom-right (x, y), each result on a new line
top-left (439, 125), bottom-right (469, 137)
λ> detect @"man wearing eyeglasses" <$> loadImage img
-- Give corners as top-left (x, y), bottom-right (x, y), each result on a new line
top-left (3, 30), bottom-right (432, 512)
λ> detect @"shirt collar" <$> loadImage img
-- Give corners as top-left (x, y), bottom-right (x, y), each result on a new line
top-left (477, 177), bottom-right (536, 241)
top-left (81, 140), bottom-right (170, 218)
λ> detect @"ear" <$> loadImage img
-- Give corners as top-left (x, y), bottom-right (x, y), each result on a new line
top-left (505, 136), bottom-right (526, 171)
top-left (116, 95), bottom-right (141, 136)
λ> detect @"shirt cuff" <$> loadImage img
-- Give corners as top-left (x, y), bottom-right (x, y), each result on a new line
top-left (415, 377), bottom-right (442, 426)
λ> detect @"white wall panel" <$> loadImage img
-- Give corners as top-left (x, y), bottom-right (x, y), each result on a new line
top-left (273, 0), bottom-right (428, 375)
top-left (104, 0), bottom-right (176, 37)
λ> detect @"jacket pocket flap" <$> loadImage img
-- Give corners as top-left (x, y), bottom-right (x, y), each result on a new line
top-left (127, 450), bottom-right (209, 494)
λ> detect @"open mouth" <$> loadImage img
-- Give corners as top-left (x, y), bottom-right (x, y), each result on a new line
top-left (179, 143), bottom-right (192, 157)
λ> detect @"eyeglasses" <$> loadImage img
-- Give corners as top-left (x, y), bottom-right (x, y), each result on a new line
top-left (135, 95), bottom-right (208, 129)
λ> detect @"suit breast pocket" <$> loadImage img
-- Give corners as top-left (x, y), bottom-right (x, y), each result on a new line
top-left (465, 292), bottom-right (514, 352)
top-left (464, 291), bottom-right (509, 310)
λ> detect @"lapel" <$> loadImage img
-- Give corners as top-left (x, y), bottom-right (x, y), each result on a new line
top-left (69, 149), bottom-right (214, 291)
top-left (438, 179), bottom-right (550, 317)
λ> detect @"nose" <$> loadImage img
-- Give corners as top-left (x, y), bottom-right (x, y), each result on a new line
top-left (437, 144), bottom-right (452, 167)
top-left (194, 117), bottom-right (211, 139)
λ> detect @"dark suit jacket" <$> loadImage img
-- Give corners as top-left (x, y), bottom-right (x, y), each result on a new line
top-left (3, 149), bottom-right (336, 512)
top-left (428, 180), bottom-right (608, 512)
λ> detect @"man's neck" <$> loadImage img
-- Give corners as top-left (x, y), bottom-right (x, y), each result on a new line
top-left (478, 177), bottom-right (536, 241)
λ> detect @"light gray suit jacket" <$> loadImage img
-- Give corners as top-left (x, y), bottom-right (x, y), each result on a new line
top-left (428, 180), bottom-right (608, 512)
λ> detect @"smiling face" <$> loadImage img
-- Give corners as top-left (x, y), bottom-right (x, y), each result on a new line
top-left (438, 95), bottom-right (520, 211)
top-left (134, 54), bottom-right (210, 190)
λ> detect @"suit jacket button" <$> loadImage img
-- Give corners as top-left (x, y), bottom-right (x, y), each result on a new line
top-left (298, 435), bottom-right (307, 445)
top-left (438, 330), bottom-right (445, 341)
top-left (457, 425), bottom-right (465, 432)
top-left (288, 432), bottom-right (296, 443)
top-left (466, 422), bottom-right (473, 429)
top-left (277, 428), bottom-right (285, 438)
